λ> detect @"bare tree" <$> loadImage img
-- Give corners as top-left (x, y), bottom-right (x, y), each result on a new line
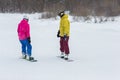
top-left (0, 0), bottom-right (120, 18)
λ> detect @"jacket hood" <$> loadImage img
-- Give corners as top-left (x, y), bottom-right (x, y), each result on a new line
top-left (20, 19), bottom-right (28, 24)
top-left (61, 14), bottom-right (68, 19)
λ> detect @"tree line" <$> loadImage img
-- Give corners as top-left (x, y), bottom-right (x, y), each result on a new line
top-left (0, 0), bottom-right (120, 17)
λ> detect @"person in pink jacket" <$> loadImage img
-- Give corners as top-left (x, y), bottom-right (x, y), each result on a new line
top-left (17, 16), bottom-right (34, 61)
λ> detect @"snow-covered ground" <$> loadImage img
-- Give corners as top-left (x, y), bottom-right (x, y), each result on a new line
top-left (0, 13), bottom-right (120, 80)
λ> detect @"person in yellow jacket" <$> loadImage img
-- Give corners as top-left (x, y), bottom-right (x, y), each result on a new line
top-left (57, 11), bottom-right (70, 60)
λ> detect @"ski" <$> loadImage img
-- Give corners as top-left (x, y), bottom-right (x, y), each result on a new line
top-left (57, 56), bottom-right (74, 62)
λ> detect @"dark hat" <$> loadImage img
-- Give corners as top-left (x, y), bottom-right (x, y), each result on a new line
top-left (58, 11), bottom-right (65, 18)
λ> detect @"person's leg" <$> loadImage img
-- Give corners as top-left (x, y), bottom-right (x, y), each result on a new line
top-left (64, 37), bottom-right (69, 55)
top-left (60, 37), bottom-right (65, 58)
top-left (22, 39), bottom-right (33, 60)
top-left (20, 40), bottom-right (27, 58)
top-left (20, 40), bottom-right (27, 55)
top-left (27, 42), bottom-right (33, 60)
top-left (60, 37), bottom-right (64, 53)
top-left (26, 40), bottom-right (32, 57)
top-left (64, 37), bottom-right (70, 60)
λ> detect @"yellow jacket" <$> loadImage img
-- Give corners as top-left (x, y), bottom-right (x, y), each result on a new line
top-left (59, 14), bottom-right (70, 37)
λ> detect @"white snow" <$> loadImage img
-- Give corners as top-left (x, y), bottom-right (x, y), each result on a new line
top-left (0, 13), bottom-right (120, 80)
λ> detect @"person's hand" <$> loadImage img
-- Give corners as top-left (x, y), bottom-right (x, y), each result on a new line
top-left (57, 30), bottom-right (60, 38)
top-left (27, 37), bottom-right (31, 43)
top-left (63, 35), bottom-right (67, 40)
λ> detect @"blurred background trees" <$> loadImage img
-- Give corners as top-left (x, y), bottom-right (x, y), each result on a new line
top-left (0, 0), bottom-right (120, 17)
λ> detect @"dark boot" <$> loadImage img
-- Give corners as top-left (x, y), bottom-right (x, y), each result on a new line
top-left (29, 57), bottom-right (34, 61)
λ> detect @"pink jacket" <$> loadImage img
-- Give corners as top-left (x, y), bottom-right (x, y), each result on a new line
top-left (17, 19), bottom-right (30, 40)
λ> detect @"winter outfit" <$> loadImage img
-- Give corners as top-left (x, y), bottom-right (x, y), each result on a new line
top-left (17, 17), bottom-right (32, 59)
top-left (17, 19), bottom-right (30, 40)
top-left (57, 11), bottom-right (70, 60)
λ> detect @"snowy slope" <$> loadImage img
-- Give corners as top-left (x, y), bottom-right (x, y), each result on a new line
top-left (0, 13), bottom-right (120, 80)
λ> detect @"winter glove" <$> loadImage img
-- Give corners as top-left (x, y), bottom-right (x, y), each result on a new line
top-left (57, 30), bottom-right (60, 38)
top-left (27, 37), bottom-right (31, 43)
top-left (63, 35), bottom-right (67, 40)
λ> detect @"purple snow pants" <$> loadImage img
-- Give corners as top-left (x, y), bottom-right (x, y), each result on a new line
top-left (60, 37), bottom-right (70, 55)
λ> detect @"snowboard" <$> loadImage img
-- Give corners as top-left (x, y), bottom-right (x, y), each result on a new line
top-left (25, 58), bottom-right (37, 62)
top-left (21, 57), bottom-right (37, 62)
top-left (57, 56), bottom-right (74, 62)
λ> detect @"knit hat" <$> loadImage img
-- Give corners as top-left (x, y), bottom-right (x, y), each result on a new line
top-left (23, 15), bottom-right (29, 20)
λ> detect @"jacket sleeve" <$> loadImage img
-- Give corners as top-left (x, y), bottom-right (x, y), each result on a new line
top-left (26, 24), bottom-right (30, 38)
top-left (17, 24), bottom-right (20, 33)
